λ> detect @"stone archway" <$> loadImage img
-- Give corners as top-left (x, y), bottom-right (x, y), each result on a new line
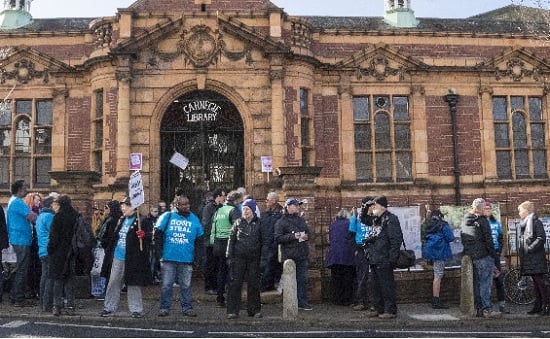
top-left (159, 89), bottom-right (244, 213)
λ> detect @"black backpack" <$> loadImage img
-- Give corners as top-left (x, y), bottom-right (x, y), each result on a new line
top-left (72, 214), bottom-right (96, 275)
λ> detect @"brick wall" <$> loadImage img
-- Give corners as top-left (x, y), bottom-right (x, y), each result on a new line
top-left (313, 94), bottom-right (340, 178)
top-left (67, 97), bottom-right (91, 170)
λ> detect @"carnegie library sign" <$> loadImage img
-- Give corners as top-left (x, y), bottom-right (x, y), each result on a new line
top-left (183, 100), bottom-right (221, 122)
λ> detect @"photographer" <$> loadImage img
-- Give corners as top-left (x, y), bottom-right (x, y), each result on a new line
top-left (347, 196), bottom-right (375, 311)
top-left (362, 196), bottom-right (403, 319)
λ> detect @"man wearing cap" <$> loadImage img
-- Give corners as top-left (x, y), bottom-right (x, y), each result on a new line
top-left (274, 198), bottom-right (312, 310)
top-left (226, 199), bottom-right (269, 319)
top-left (461, 198), bottom-right (501, 318)
top-left (348, 196), bottom-right (375, 311)
top-left (363, 195), bottom-right (403, 319)
top-left (100, 197), bottom-right (152, 318)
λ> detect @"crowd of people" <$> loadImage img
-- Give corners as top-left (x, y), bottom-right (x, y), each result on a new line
top-left (0, 180), bottom-right (548, 320)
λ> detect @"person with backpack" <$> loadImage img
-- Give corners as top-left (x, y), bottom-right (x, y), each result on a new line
top-left (422, 209), bottom-right (455, 309)
top-left (47, 194), bottom-right (79, 316)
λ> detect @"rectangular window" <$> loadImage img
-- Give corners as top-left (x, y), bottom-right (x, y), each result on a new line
top-left (353, 95), bottom-right (412, 183)
top-left (300, 88), bottom-right (311, 166)
top-left (93, 90), bottom-right (104, 175)
top-left (492, 96), bottom-right (547, 179)
top-left (0, 98), bottom-right (52, 188)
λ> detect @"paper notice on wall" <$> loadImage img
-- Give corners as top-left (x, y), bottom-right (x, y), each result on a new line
top-left (169, 152), bottom-right (189, 170)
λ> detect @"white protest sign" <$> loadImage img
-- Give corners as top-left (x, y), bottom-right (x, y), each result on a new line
top-left (170, 152), bottom-right (189, 170)
top-left (128, 171), bottom-right (144, 209)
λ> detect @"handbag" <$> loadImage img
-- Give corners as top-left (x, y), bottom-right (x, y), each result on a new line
top-left (90, 247), bottom-right (105, 276)
top-left (396, 240), bottom-right (416, 269)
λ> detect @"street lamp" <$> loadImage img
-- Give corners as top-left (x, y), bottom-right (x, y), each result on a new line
top-left (444, 89), bottom-right (460, 206)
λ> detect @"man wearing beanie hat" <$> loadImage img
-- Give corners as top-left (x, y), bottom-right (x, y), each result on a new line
top-left (274, 197), bottom-right (312, 310)
top-left (362, 195), bottom-right (403, 319)
top-left (225, 199), bottom-right (268, 319)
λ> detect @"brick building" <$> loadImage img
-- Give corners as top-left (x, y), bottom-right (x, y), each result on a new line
top-left (1, 0), bottom-right (549, 300)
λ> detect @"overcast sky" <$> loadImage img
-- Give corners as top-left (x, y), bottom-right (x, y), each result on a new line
top-left (29, 0), bottom-right (520, 19)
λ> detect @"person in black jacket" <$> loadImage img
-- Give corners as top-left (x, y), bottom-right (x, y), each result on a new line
top-left (517, 200), bottom-right (549, 315)
top-left (461, 198), bottom-right (501, 318)
top-left (226, 199), bottom-right (268, 319)
top-left (274, 198), bottom-right (312, 310)
top-left (47, 195), bottom-right (79, 316)
top-left (95, 200), bottom-right (123, 299)
top-left (363, 196), bottom-right (403, 319)
top-left (260, 191), bottom-right (284, 292)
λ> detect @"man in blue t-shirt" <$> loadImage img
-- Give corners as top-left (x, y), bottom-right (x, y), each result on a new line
top-left (155, 195), bottom-right (203, 317)
top-left (6, 179), bottom-right (37, 307)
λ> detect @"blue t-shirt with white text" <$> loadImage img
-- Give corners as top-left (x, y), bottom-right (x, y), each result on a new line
top-left (349, 213), bottom-right (371, 245)
top-left (155, 211), bottom-right (204, 263)
top-left (114, 216), bottom-right (134, 261)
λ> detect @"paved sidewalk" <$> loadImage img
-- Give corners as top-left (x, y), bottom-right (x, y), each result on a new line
top-left (0, 280), bottom-right (540, 330)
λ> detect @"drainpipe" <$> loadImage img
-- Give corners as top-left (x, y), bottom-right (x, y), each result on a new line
top-left (444, 89), bottom-right (461, 205)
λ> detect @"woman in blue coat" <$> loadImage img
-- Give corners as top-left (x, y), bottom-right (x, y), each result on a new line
top-left (422, 210), bottom-right (455, 309)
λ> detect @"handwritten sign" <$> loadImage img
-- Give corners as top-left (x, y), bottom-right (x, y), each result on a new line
top-left (128, 171), bottom-right (144, 209)
top-left (169, 152), bottom-right (189, 170)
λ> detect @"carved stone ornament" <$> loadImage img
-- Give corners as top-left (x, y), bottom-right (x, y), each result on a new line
top-left (356, 56), bottom-right (404, 81)
top-left (0, 59), bottom-right (49, 84)
top-left (495, 58), bottom-right (540, 82)
top-left (181, 25), bottom-right (222, 68)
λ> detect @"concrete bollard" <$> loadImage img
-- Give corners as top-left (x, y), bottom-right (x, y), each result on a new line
top-left (282, 259), bottom-right (298, 320)
top-left (460, 255), bottom-right (475, 316)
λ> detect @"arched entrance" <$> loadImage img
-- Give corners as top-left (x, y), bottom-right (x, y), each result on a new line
top-left (160, 90), bottom-right (244, 213)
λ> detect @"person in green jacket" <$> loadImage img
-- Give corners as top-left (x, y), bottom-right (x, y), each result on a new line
top-left (210, 190), bottom-right (242, 307)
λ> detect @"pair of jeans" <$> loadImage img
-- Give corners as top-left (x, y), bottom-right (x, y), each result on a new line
top-left (160, 261), bottom-right (193, 313)
top-left (370, 263), bottom-right (397, 314)
top-left (473, 255), bottom-right (494, 311)
top-left (11, 245), bottom-right (30, 303)
top-left (40, 256), bottom-right (53, 311)
top-left (104, 258), bottom-right (143, 314)
top-left (295, 259), bottom-right (310, 308)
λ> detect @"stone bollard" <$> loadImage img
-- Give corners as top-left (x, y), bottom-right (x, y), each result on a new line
top-left (460, 255), bottom-right (475, 316)
top-left (282, 259), bottom-right (298, 320)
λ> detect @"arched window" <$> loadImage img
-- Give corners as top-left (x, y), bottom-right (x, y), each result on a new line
top-left (0, 98), bottom-right (52, 188)
top-left (353, 95), bottom-right (412, 183)
top-left (493, 96), bottom-right (546, 179)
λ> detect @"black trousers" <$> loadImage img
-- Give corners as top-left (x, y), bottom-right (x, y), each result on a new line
top-left (354, 249), bottom-right (370, 306)
top-left (370, 263), bottom-right (397, 314)
top-left (227, 256), bottom-right (261, 315)
top-left (329, 264), bottom-right (355, 306)
top-left (203, 246), bottom-right (218, 291)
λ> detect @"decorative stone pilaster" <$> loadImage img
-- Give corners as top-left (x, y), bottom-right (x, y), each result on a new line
top-left (49, 171), bottom-right (101, 219)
